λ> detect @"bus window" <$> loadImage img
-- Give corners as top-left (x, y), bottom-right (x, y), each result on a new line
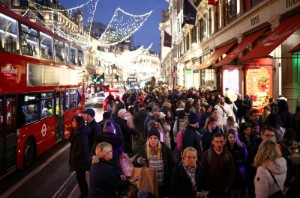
top-left (70, 46), bottom-right (77, 65)
top-left (65, 44), bottom-right (70, 64)
top-left (78, 50), bottom-right (84, 66)
top-left (66, 89), bottom-right (77, 109)
top-left (0, 13), bottom-right (19, 53)
top-left (40, 32), bottom-right (53, 60)
top-left (54, 39), bottom-right (66, 63)
top-left (20, 24), bottom-right (39, 57)
top-left (41, 92), bottom-right (54, 118)
top-left (23, 104), bottom-right (38, 124)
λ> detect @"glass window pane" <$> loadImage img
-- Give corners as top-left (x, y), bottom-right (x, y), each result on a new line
top-left (0, 13), bottom-right (19, 53)
top-left (40, 32), bottom-right (53, 60)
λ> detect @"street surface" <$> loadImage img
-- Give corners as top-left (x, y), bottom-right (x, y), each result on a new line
top-left (0, 99), bottom-right (103, 198)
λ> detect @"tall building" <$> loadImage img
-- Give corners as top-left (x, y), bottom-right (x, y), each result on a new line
top-left (163, 0), bottom-right (300, 112)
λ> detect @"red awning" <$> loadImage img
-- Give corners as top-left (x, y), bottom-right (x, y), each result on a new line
top-left (241, 13), bottom-right (300, 61)
top-left (289, 42), bottom-right (300, 53)
top-left (195, 41), bottom-right (236, 70)
top-left (214, 27), bottom-right (268, 67)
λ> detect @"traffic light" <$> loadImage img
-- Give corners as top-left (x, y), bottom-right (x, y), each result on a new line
top-left (100, 73), bottom-right (105, 82)
top-left (92, 76), bottom-right (97, 83)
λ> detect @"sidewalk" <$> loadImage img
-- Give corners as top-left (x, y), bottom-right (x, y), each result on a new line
top-left (68, 185), bottom-right (80, 198)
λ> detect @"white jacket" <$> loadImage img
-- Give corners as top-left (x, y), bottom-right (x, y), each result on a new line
top-left (254, 157), bottom-right (287, 198)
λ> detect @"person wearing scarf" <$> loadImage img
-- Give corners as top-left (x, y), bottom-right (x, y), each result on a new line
top-left (169, 147), bottom-right (207, 198)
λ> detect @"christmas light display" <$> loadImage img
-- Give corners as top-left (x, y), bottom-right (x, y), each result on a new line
top-left (97, 8), bottom-right (153, 46)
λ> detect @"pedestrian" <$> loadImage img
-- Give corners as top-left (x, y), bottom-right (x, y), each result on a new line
top-left (91, 120), bottom-right (124, 174)
top-left (134, 103), bottom-right (149, 137)
top-left (226, 129), bottom-right (248, 198)
top-left (88, 142), bottom-right (140, 198)
top-left (182, 112), bottom-right (202, 159)
top-left (114, 108), bottom-right (138, 153)
top-left (81, 108), bottom-right (101, 153)
top-left (66, 116), bottom-right (91, 198)
top-left (214, 97), bottom-right (231, 125)
top-left (245, 125), bottom-right (277, 198)
top-left (254, 140), bottom-right (287, 198)
top-left (143, 106), bottom-right (163, 138)
top-left (133, 127), bottom-right (175, 198)
top-left (169, 147), bottom-right (207, 198)
top-left (201, 132), bottom-right (235, 198)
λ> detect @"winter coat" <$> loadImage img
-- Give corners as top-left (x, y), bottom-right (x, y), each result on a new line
top-left (201, 146), bottom-right (235, 192)
top-left (143, 113), bottom-right (163, 138)
top-left (114, 116), bottom-right (138, 153)
top-left (69, 126), bottom-right (91, 171)
top-left (226, 142), bottom-right (248, 188)
top-left (169, 162), bottom-right (206, 198)
top-left (132, 143), bottom-right (175, 187)
top-left (134, 108), bottom-right (149, 136)
top-left (87, 119), bottom-right (102, 153)
top-left (88, 159), bottom-right (131, 198)
top-left (254, 157), bottom-right (287, 198)
top-left (182, 125), bottom-right (202, 158)
top-left (172, 118), bottom-right (187, 143)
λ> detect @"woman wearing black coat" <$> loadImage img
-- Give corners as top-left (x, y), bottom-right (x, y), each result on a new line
top-left (169, 147), bottom-right (207, 198)
top-left (67, 116), bottom-right (91, 198)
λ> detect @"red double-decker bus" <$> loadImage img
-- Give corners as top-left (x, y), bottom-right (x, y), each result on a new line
top-left (0, 5), bottom-right (86, 177)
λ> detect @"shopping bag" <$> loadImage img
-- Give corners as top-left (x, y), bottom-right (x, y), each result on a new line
top-left (119, 153), bottom-right (133, 177)
top-left (131, 167), bottom-right (159, 197)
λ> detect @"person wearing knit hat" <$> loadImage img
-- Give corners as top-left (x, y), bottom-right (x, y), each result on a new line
top-left (103, 120), bottom-right (115, 133)
top-left (147, 127), bottom-right (160, 140)
top-left (133, 125), bottom-right (174, 198)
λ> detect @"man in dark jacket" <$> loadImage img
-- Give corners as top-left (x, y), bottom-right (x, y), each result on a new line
top-left (134, 103), bottom-right (149, 137)
top-left (201, 133), bottom-right (235, 198)
top-left (143, 106), bottom-right (163, 138)
top-left (182, 112), bottom-right (202, 159)
top-left (81, 108), bottom-right (101, 153)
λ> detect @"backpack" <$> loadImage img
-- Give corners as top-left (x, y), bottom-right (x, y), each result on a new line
top-left (207, 148), bottom-right (229, 164)
top-left (176, 129), bottom-right (184, 152)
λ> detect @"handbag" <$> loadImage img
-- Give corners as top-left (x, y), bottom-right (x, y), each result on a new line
top-left (267, 169), bottom-right (285, 198)
top-left (131, 167), bottom-right (159, 197)
top-left (119, 153), bottom-right (133, 177)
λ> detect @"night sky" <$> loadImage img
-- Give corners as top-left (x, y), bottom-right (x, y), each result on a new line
top-left (60, 0), bottom-right (169, 53)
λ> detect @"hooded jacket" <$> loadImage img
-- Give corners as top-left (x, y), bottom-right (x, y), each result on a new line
top-left (254, 157), bottom-right (287, 198)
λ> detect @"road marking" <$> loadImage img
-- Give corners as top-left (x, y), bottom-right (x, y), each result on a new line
top-left (1, 143), bottom-right (70, 198)
top-left (52, 171), bottom-right (75, 198)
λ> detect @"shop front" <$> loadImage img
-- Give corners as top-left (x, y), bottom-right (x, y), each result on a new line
top-left (222, 66), bottom-right (240, 102)
top-left (244, 58), bottom-right (273, 113)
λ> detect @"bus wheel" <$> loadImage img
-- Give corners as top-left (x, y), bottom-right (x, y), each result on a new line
top-left (23, 139), bottom-right (35, 167)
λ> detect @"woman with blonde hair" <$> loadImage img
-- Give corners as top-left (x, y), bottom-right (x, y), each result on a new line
top-left (254, 140), bottom-right (287, 198)
top-left (133, 127), bottom-right (175, 197)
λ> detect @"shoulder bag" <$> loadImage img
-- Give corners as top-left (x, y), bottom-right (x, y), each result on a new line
top-left (267, 169), bottom-right (285, 198)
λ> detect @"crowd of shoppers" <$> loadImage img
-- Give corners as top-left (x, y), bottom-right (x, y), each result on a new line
top-left (65, 87), bottom-right (300, 198)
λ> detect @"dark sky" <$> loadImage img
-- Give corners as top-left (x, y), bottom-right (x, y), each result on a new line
top-left (60, 0), bottom-right (169, 53)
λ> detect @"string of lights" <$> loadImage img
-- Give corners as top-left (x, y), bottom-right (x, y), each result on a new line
top-left (28, 0), bottom-right (95, 12)
top-left (97, 8), bottom-right (153, 46)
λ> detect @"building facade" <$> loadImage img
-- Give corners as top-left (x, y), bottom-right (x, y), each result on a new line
top-left (163, 0), bottom-right (300, 111)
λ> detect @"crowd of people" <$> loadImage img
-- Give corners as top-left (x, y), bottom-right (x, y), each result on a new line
top-left (65, 88), bottom-right (300, 198)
